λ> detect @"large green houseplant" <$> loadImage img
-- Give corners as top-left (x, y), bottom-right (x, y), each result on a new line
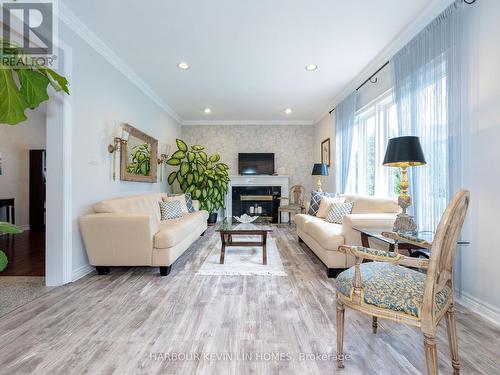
top-left (0, 222), bottom-right (22, 272)
top-left (1, 40), bottom-right (70, 125)
top-left (166, 139), bottom-right (229, 224)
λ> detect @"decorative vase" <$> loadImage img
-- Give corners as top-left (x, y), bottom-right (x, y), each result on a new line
top-left (207, 212), bottom-right (218, 226)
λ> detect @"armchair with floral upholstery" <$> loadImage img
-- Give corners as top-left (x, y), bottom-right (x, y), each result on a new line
top-left (335, 190), bottom-right (470, 375)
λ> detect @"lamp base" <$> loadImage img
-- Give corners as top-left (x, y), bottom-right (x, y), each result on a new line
top-left (393, 213), bottom-right (417, 235)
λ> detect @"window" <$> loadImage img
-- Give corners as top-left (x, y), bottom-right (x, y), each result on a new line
top-left (346, 91), bottom-right (399, 197)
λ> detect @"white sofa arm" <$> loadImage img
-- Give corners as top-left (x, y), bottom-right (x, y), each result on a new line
top-left (192, 200), bottom-right (200, 211)
top-left (79, 213), bottom-right (158, 266)
top-left (341, 213), bottom-right (397, 247)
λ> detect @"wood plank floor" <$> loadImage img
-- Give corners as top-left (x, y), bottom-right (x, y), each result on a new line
top-left (0, 226), bottom-right (499, 375)
top-left (0, 230), bottom-right (45, 276)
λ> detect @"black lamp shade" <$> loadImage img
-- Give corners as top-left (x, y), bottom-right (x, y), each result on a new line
top-left (383, 136), bottom-right (426, 167)
top-left (312, 163), bottom-right (329, 176)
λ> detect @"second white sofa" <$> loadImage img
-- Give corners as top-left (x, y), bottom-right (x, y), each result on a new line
top-left (295, 195), bottom-right (399, 277)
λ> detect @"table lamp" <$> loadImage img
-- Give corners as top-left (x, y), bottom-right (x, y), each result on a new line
top-left (312, 163), bottom-right (328, 192)
top-left (383, 136), bottom-right (426, 234)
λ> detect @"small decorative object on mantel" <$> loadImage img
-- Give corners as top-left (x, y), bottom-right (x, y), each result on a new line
top-left (233, 214), bottom-right (259, 223)
top-left (321, 138), bottom-right (331, 167)
top-left (383, 136), bottom-right (426, 234)
top-left (312, 163), bottom-right (328, 192)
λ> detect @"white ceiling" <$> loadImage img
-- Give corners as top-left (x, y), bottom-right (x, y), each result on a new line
top-left (63, 0), bottom-right (435, 124)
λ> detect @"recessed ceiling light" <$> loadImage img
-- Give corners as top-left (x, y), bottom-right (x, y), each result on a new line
top-left (177, 62), bottom-right (190, 70)
top-left (284, 108), bottom-right (292, 115)
top-left (204, 108), bottom-right (212, 114)
top-left (305, 64), bottom-right (318, 71)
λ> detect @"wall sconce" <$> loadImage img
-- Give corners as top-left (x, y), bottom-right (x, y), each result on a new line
top-left (108, 124), bottom-right (130, 180)
top-left (157, 143), bottom-right (171, 182)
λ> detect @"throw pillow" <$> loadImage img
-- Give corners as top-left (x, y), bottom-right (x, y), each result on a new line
top-left (159, 200), bottom-right (184, 220)
top-left (316, 196), bottom-right (346, 218)
top-left (166, 193), bottom-right (195, 213)
top-left (324, 202), bottom-right (353, 224)
top-left (164, 194), bottom-right (189, 214)
top-left (308, 191), bottom-right (338, 216)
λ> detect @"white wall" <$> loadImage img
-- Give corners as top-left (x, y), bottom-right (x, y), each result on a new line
top-left (182, 125), bottom-right (315, 196)
top-left (313, 113), bottom-right (335, 192)
top-left (0, 106), bottom-right (46, 228)
top-left (59, 23), bottom-right (182, 279)
top-left (459, 0), bottom-right (500, 320)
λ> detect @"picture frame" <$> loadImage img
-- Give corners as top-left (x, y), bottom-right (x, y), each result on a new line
top-left (120, 124), bottom-right (158, 183)
top-left (321, 138), bottom-right (331, 167)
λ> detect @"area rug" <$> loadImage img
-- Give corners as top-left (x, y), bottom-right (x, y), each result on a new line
top-left (0, 277), bottom-right (54, 317)
top-left (196, 235), bottom-right (287, 276)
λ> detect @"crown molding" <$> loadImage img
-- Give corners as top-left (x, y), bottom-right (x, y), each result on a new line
top-left (182, 120), bottom-right (315, 126)
top-left (314, 0), bottom-right (455, 124)
top-left (58, 4), bottom-right (183, 124)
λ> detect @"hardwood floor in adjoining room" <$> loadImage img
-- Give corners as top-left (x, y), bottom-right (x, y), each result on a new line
top-left (0, 230), bottom-right (45, 276)
top-left (0, 226), bottom-right (499, 374)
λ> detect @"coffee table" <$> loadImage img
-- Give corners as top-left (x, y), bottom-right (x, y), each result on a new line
top-left (215, 222), bottom-right (273, 265)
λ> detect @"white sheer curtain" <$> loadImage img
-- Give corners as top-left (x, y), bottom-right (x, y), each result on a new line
top-left (335, 92), bottom-right (358, 193)
top-left (391, 0), bottom-right (463, 231)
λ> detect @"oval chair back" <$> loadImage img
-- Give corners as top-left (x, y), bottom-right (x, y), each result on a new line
top-left (422, 190), bottom-right (470, 332)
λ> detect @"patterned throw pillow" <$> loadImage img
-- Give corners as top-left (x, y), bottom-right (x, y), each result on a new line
top-left (324, 202), bottom-right (353, 224)
top-left (308, 191), bottom-right (338, 216)
top-left (159, 200), bottom-right (184, 220)
top-left (167, 193), bottom-right (195, 213)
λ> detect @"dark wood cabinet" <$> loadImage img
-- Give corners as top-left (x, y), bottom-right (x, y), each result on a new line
top-left (29, 149), bottom-right (46, 230)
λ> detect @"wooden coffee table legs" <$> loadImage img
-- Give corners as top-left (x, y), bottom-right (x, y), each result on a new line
top-left (219, 232), bottom-right (268, 265)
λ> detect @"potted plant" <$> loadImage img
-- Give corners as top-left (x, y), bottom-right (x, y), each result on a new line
top-left (0, 222), bottom-right (22, 272)
top-left (166, 140), bottom-right (229, 225)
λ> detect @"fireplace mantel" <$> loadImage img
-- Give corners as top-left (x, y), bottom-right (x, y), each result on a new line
top-left (225, 175), bottom-right (289, 222)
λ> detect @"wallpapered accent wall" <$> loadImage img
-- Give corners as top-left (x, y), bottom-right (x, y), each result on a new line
top-left (181, 125), bottom-right (315, 195)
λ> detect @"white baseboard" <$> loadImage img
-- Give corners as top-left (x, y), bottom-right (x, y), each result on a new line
top-left (72, 264), bottom-right (94, 282)
top-left (456, 291), bottom-right (500, 327)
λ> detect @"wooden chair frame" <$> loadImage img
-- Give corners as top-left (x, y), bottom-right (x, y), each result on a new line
top-left (278, 185), bottom-right (305, 224)
top-left (336, 190), bottom-right (470, 375)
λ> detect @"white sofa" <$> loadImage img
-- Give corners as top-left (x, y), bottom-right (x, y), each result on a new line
top-left (79, 193), bottom-right (208, 276)
top-left (295, 195), bottom-right (399, 277)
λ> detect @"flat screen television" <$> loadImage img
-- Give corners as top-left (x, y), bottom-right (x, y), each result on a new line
top-left (238, 153), bottom-right (275, 175)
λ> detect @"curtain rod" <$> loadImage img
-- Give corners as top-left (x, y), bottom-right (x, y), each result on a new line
top-left (328, 0), bottom-right (478, 115)
top-left (329, 61), bottom-right (389, 114)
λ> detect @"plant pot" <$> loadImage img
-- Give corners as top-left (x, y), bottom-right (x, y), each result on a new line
top-left (207, 212), bottom-right (218, 226)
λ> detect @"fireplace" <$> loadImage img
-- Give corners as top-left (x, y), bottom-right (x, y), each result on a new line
top-left (232, 186), bottom-right (281, 223)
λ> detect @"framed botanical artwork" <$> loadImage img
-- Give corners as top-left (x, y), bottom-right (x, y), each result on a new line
top-left (120, 124), bottom-right (158, 183)
top-left (321, 138), bottom-right (331, 167)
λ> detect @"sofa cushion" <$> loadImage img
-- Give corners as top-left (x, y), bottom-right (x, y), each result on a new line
top-left (154, 210), bottom-right (209, 249)
top-left (303, 216), bottom-right (344, 251)
top-left (336, 262), bottom-right (451, 319)
top-left (316, 196), bottom-right (346, 218)
top-left (294, 213), bottom-right (314, 230)
top-left (324, 202), bottom-right (353, 224)
top-left (308, 191), bottom-right (339, 216)
top-left (94, 193), bottom-right (168, 221)
top-left (159, 201), bottom-right (184, 220)
top-left (163, 194), bottom-right (189, 214)
top-left (351, 196), bottom-right (400, 214)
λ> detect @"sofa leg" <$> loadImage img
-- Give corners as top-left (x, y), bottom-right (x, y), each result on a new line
top-left (96, 266), bottom-right (110, 275)
top-left (298, 236), bottom-right (304, 243)
top-left (159, 266), bottom-right (171, 276)
top-left (327, 268), bottom-right (344, 278)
